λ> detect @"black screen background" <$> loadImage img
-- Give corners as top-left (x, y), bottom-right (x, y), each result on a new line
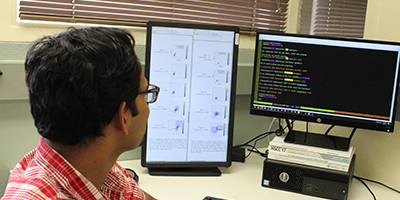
top-left (255, 40), bottom-right (399, 118)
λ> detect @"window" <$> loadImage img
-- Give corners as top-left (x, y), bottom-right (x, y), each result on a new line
top-left (298, 0), bottom-right (367, 38)
top-left (18, 0), bottom-right (290, 32)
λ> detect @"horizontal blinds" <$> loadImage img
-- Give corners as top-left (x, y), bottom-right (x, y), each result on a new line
top-left (167, 0), bottom-right (254, 27)
top-left (314, 0), bottom-right (367, 38)
top-left (254, 0), bottom-right (289, 31)
top-left (19, 0), bottom-right (290, 32)
top-left (298, 0), bottom-right (312, 34)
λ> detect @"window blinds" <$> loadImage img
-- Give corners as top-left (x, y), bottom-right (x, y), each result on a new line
top-left (18, 0), bottom-right (290, 32)
top-left (299, 0), bottom-right (367, 38)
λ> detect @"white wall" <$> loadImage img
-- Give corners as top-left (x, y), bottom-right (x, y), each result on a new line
top-left (353, 0), bottom-right (400, 190)
top-left (286, 0), bottom-right (400, 192)
top-left (0, 0), bottom-right (272, 196)
top-left (1, 0), bottom-right (400, 197)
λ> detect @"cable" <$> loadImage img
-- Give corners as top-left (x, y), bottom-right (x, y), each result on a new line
top-left (354, 176), bottom-right (376, 200)
top-left (233, 132), bottom-right (273, 158)
top-left (282, 118), bottom-right (295, 133)
top-left (247, 132), bottom-right (271, 158)
top-left (233, 119), bottom-right (291, 149)
top-left (306, 122), bottom-right (309, 133)
top-left (324, 125), bottom-right (335, 135)
top-left (233, 131), bottom-right (274, 149)
top-left (276, 118), bottom-right (284, 136)
top-left (303, 121), bottom-right (309, 144)
top-left (246, 118), bottom-right (288, 158)
top-left (233, 118), bottom-right (293, 158)
top-left (354, 175), bottom-right (400, 194)
top-left (267, 118), bottom-right (278, 144)
top-left (267, 118), bottom-right (277, 133)
top-left (247, 147), bottom-right (268, 158)
top-left (233, 118), bottom-right (299, 159)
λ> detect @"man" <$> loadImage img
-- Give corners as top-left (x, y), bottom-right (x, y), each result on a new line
top-left (2, 27), bottom-right (157, 200)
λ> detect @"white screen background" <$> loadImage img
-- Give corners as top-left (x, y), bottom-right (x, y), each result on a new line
top-left (146, 26), bottom-right (235, 163)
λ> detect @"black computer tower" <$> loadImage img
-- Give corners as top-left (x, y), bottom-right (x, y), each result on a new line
top-left (262, 155), bottom-right (356, 200)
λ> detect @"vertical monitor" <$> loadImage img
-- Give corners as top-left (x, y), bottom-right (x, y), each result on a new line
top-left (141, 22), bottom-right (239, 176)
top-left (250, 31), bottom-right (400, 134)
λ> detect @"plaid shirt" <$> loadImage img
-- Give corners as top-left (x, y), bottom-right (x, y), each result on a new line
top-left (2, 139), bottom-right (145, 200)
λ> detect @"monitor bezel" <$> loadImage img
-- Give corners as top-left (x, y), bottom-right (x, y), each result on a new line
top-left (141, 21), bottom-right (239, 169)
top-left (250, 31), bottom-right (400, 133)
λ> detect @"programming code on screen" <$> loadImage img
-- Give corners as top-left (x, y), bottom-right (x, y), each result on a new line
top-left (253, 35), bottom-right (399, 123)
top-left (256, 40), bottom-right (311, 99)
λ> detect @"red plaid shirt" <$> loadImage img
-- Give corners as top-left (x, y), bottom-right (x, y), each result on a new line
top-left (2, 139), bottom-right (145, 200)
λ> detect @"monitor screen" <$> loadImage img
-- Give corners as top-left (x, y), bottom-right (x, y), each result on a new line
top-left (251, 32), bottom-right (400, 133)
top-left (141, 22), bottom-right (239, 175)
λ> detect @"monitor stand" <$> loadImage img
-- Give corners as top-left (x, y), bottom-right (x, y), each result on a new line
top-left (148, 167), bottom-right (221, 176)
top-left (283, 119), bottom-right (355, 151)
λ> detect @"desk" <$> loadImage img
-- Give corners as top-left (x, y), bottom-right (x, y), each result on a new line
top-left (118, 153), bottom-right (398, 200)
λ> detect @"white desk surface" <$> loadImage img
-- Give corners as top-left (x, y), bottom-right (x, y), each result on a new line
top-left (118, 153), bottom-right (399, 200)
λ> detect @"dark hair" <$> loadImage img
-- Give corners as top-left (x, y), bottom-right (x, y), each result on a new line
top-left (25, 27), bottom-right (142, 146)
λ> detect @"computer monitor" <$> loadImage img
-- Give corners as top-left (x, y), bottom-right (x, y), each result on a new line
top-left (250, 31), bottom-right (400, 150)
top-left (141, 22), bottom-right (239, 176)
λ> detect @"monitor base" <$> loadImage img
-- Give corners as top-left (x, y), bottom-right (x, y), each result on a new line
top-left (284, 130), bottom-right (351, 151)
top-left (283, 119), bottom-right (355, 151)
top-left (148, 167), bottom-right (221, 176)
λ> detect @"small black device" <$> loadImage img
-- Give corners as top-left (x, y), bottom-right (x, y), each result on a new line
top-left (125, 168), bottom-right (139, 183)
top-left (262, 155), bottom-right (356, 200)
top-left (202, 196), bottom-right (226, 200)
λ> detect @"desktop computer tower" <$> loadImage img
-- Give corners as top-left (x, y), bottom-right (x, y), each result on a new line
top-left (261, 155), bottom-right (355, 200)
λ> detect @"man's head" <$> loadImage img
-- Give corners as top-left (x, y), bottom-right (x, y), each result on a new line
top-left (25, 27), bottom-right (143, 146)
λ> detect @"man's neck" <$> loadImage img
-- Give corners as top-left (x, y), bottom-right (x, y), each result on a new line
top-left (43, 138), bottom-right (118, 190)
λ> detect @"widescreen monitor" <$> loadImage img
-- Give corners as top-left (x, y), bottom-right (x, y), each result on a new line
top-left (250, 32), bottom-right (400, 149)
top-left (141, 22), bottom-right (239, 175)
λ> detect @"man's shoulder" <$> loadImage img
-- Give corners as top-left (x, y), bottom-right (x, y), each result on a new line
top-left (101, 163), bottom-right (145, 200)
top-left (2, 150), bottom-right (66, 200)
top-left (2, 170), bottom-right (65, 200)
top-left (104, 163), bottom-right (135, 188)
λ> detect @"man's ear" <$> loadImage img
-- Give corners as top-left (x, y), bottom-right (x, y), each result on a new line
top-left (115, 101), bottom-right (129, 135)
